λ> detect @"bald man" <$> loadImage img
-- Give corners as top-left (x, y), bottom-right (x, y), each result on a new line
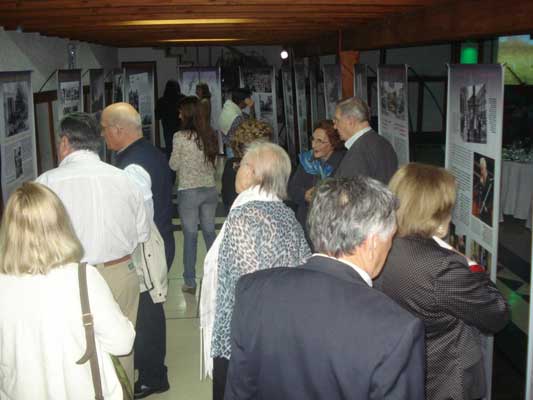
top-left (101, 103), bottom-right (174, 398)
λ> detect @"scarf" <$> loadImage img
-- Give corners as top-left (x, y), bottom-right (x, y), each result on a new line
top-left (298, 150), bottom-right (334, 179)
top-left (218, 100), bottom-right (242, 135)
top-left (199, 185), bottom-right (279, 379)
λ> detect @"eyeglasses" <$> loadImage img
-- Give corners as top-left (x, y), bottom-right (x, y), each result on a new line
top-left (311, 137), bottom-right (328, 145)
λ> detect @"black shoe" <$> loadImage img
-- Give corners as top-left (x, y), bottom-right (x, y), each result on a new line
top-left (134, 382), bottom-right (170, 399)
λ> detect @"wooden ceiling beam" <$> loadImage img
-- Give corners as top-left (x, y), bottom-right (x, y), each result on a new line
top-left (1, 0), bottom-right (441, 11)
top-left (342, 0), bottom-right (533, 50)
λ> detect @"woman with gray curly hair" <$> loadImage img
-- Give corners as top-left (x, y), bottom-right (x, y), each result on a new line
top-left (200, 141), bottom-right (311, 399)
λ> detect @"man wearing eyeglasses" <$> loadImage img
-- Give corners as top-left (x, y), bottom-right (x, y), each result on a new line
top-left (333, 97), bottom-right (398, 184)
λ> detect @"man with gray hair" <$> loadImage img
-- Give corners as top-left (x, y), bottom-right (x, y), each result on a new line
top-left (36, 112), bottom-right (150, 393)
top-left (224, 176), bottom-right (425, 400)
top-left (334, 97), bottom-right (398, 183)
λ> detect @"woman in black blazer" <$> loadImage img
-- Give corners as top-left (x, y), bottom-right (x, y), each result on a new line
top-left (378, 163), bottom-right (509, 400)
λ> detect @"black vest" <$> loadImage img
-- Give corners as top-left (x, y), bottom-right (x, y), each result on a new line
top-left (114, 139), bottom-right (174, 235)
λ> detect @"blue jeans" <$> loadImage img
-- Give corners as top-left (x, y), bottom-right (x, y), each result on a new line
top-left (177, 186), bottom-right (218, 288)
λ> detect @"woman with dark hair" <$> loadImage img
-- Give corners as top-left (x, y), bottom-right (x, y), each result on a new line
top-left (156, 80), bottom-right (185, 160)
top-left (196, 82), bottom-right (212, 127)
top-left (169, 96), bottom-right (219, 294)
top-left (288, 120), bottom-right (345, 236)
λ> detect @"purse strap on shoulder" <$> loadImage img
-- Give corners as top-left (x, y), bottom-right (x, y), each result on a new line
top-left (76, 262), bottom-right (104, 400)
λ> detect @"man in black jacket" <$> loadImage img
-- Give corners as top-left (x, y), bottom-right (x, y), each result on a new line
top-left (225, 177), bottom-right (425, 400)
top-left (334, 97), bottom-right (398, 183)
top-left (102, 102), bottom-right (174, 399)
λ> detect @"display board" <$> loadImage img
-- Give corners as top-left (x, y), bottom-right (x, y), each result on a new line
top-left (57, 69), bottom-right (83, 134)
top-left (123, 62), bottom-right (157, 145)
top-left (322, 64), bottom-right (341, 119)
top-left (281, 66), bottom-right (296, 159)
top-left (239, 66), bottom-right (278, 143)
top-left (89, 68), bottom-right (105, 113)
top-left (178, 66), bottom-right (222, 131)
top-left (0, 71), bottom-right (38, 206)
top-left (112, 68), bottom-right (124, 103)
top-left (293, 61), bottom-right (309, 151)
top-left (354, 64), bottom-right (368, 102)
top-left (377, 65), bottom-right (410, 166)
top-left (445, 64), bottom-right (504, 400)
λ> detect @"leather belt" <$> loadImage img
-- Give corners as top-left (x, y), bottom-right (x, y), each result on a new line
top-left (103, 254), bottom-right (131, 267)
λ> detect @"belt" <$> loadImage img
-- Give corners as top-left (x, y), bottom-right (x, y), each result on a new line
top-left (103, 254), bottom-right (131, 267)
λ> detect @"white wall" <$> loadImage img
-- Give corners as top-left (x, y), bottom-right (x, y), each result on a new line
top-left (0, 27), bottom-right (119, 92)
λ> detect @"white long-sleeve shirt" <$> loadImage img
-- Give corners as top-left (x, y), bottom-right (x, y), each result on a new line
top-left (0, 263), bottom-right (135, 400)
top-left (36, 150), bottom-right (150, 265)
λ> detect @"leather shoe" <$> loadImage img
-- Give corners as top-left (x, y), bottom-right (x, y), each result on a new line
top-left (134, 382), bottom-right (170, 399)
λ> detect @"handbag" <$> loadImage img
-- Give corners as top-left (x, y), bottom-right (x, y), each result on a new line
top-left (76, 262), bottom-right (133, 400)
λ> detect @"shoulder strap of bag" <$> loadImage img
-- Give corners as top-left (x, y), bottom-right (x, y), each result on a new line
top-left (76, 262), bottom-right (105, 400)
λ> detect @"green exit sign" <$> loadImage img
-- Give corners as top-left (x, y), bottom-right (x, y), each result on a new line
top-left (460, 42), bottom-right (478, 64)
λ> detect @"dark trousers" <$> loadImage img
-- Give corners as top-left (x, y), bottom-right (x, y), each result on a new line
top-left (213, 357), bottom-right (229, 400)
top-left (134, 228), bottom-right (175, 387)
top-left (134, 292), bottom-right (167, 387)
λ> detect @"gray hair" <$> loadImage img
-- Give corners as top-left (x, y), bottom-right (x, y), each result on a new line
top-left (336, 97), bottom-right (370, 123)
top-left (243, 140), bottom-right (291, 199)
top-left (308, 177), bottom-right (398, 257)
top-left (59, 112), bottom-right (101, 153)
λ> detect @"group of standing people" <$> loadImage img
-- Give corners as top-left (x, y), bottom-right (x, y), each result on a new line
top-left (0, 76), bottom-right (510, 400)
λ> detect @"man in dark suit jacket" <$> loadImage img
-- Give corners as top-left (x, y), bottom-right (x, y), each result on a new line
top-left (225, 177), bottom-right (425, 400)
top-left (334, 97), bottom-right (398, 183)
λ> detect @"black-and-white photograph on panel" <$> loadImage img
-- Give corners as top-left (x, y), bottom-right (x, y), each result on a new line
top-left (2, 80), bottom-right (29, 138)
top-left (57, 69), bottom-right (83, 122)
top-left (89, 68), bottom-right (105, 113)
top-left (0, 71), bottom-right (38, 206)
top-left (239, 66), bottom-right (278, 142)
top-left (294, 61), bottom-right (309, 151)
top-left (459, 83), bottom-right (488, 144)
top-left (309, 64), bottom-right (318, 128)
top-left (281, 66), bottom-right (296, 160)
top-left (123, 62), bottom-right (156, 144)
top-left (354, 64), bottom-right (368, 103)
top-left (322, 64), bottom-right (341, 119)
top-left (113, 69), bottom-right (124, 103)
top-left (377, 65), bottom-right (410, 166)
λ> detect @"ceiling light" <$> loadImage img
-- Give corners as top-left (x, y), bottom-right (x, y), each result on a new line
top-left (159, 38), bottom-right (243, 43)
top-left (113, 18), bottom-right (255, 27)
top-left (280, 50), bottom-right (289, 60)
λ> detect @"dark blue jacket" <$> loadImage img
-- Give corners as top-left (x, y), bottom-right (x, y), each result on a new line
top-left (114, 138), bottom-right (174, 236)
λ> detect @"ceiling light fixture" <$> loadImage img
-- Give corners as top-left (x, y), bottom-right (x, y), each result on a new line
top-left (159, 38), bottom-right (243, 43)
top-left (113, 18), bottom-right (255, 27)
top-left (280, 49), bottom-right (289, 60)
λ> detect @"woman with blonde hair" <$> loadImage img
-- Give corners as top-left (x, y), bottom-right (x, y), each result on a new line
top-left (0, 182), bottom-right (135, 400)
top-left (377, 163), bottom-right (508, 400)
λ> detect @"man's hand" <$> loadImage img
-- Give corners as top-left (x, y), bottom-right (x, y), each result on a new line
top-left (304, 187), bottom-right (315, 203)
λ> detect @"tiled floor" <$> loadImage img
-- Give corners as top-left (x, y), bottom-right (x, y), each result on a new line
top-left (146, 217), bottom-right (223, 400)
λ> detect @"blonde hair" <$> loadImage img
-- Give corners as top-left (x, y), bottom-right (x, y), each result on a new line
top-left (389, 163), bottom-right (456, 237)
top-left (231, 119), bottom-right (273, 158)
top-left (0, 182), bottom-right (83, 275)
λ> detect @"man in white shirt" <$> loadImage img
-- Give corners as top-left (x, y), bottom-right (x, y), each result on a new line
top-left (36, 112), bottom-right (150, 391)
top-left (224, 176), bottom-right (425, 400)
top-left (333, 97), bottom-right (398, 183)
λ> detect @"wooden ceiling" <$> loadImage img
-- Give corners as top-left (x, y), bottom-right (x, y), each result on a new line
top-left (1, 0), bottom-right (532, 50)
